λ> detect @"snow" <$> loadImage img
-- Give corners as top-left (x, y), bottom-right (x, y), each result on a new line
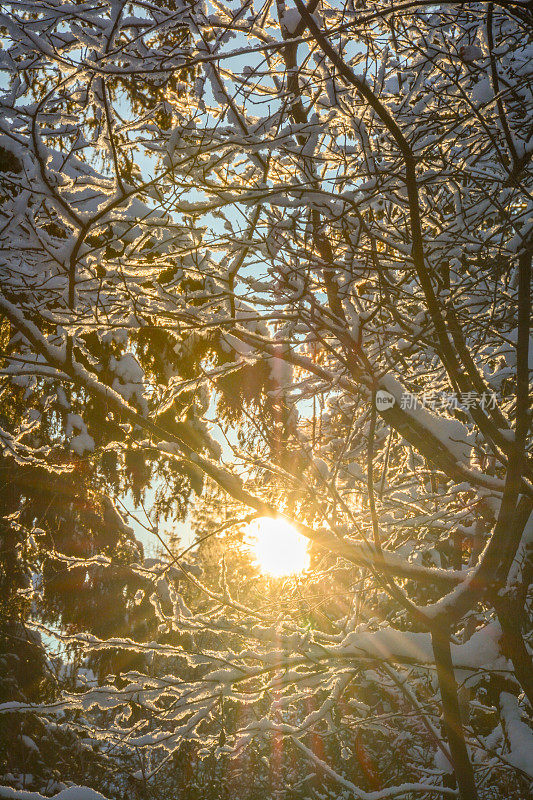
top-left (499, 692), bottom-right (533, 778)
top-left (65, 415), bottom-right (95, 455)
top-left (460, 45), bottom-right (483, 62)
top-left (70, 433), bottom-right (95, 456)
top-left (109, 354), bottom-right (147, 412)
top-left (281, 8), bottom-right (321, 34)
top-left (507, 510), bottom-right (533, 587)
top-left (380, 375), bottom-right (474, 463)
top-left (267, 355), bottom-right (293, 391)
top-left (451, 622), bottom-right (508, 684)
top-left (20, 737), bottom-right (39, 754)
top-left (0, 788), bottom-right (109, 800)
top-left (281, 9), bottom-right (301, 34)
top-left (109, 354), bottom-right (144, 384)
top-left (0, 2), bottom-right (531, 795)
top-left (339, 627), bottom-right (433, 663)
top-left (471, 79), bottom-right (492, 105)
top-left (334, 622), bottom-right (507, 684)
top-left (384, 75), bottom-right (400, 94)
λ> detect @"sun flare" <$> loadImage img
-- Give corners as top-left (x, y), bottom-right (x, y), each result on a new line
top-left (246, 517), bottom-right (310, 577)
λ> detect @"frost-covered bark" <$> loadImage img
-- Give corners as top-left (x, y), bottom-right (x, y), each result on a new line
top-left (0, 1), bottom-right (531, 799)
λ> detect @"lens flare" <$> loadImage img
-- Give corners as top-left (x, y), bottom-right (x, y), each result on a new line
top-left (246, 517), bottom-right (310, 577)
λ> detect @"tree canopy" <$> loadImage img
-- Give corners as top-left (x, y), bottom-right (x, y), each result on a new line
top-left (0, 1), bottom-right (531, 799)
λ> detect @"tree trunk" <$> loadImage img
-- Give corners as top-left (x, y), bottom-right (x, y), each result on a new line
top-left (495, 592), bottom-right (533, 710)
top-left (432, 625), bottom-right (479, 800)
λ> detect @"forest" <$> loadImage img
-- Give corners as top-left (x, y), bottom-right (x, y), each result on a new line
top-left (0, 1), bottom-right (531, 799)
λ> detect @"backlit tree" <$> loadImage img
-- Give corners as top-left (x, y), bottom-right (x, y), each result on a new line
top-left (0, 2), bottom-right (531, 799)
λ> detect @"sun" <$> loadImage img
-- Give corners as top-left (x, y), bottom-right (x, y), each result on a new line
top-left (245, 517), bottom-right (310, 577)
